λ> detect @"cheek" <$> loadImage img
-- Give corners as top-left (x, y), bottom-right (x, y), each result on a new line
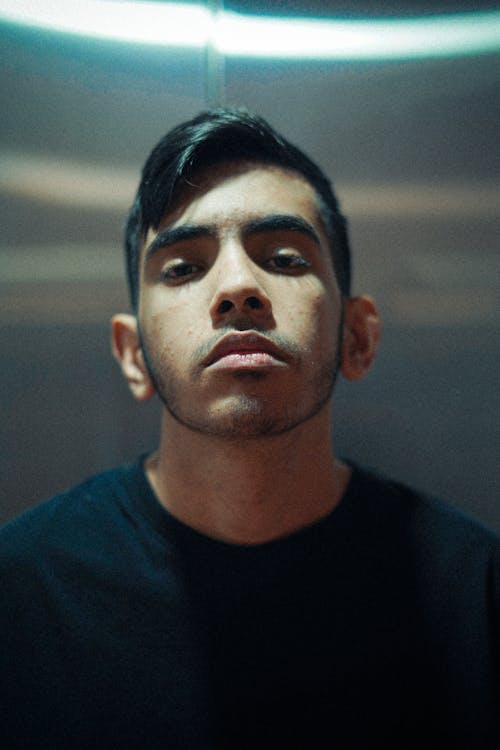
top-left (283, 282), bottom-right (339, 342)
top-left (142, 292), bottom-right (187, 336)
top-left (141, 298), bottom-right (203, 371)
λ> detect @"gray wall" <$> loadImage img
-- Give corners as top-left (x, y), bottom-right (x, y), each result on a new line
top-left (1, 7), bottom-right (499, 529)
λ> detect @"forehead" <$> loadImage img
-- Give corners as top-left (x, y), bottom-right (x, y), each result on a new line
top-left (152, 161), bottom-right (325, 234)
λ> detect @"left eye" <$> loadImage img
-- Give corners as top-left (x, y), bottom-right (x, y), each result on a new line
top-left (266, 254), bottom-right (310, 272)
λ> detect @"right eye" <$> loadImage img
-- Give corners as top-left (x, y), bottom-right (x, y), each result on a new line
top-left (160, 262), bottom-right (203, 284)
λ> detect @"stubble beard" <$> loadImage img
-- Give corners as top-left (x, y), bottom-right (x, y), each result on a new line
top-left (138, 325), bottom-right (342, 440)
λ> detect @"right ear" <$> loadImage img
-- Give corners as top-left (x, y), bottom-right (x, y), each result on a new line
top-left (110, 314), bottom-right (155, 401)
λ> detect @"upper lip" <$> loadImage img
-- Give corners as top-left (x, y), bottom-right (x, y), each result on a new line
top-left (203, 332), bottom-right (287, 367)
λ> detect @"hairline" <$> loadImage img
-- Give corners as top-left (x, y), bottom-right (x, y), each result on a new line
top-left (125, 109), bottom-right (351, 310)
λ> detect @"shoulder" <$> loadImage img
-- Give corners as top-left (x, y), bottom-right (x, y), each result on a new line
top-left (346, 463), bottom-right (500, 635)
top-left (348, 461), bottom-right (500, 559)
top-left (350, 460), bottom-right (500, 541)
top-left (0, 460), bottom-right (144, 565)
top-left (0, 458), bottom-right (157, 644)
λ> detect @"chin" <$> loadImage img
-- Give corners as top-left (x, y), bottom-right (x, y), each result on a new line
top-left (185, 405), bottom-right (285, 439)
top-left (168, 395), bottom-right (327, 440)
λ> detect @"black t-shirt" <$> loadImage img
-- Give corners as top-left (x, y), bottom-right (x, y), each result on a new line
top-left (1, 458), bottom-right (500, 748)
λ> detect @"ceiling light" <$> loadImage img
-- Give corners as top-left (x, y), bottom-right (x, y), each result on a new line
top-left (0, 1), bottom-right (499, 60)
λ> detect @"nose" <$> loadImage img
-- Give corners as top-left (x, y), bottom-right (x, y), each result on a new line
top-left (208, 245), bottom-right (272, 324)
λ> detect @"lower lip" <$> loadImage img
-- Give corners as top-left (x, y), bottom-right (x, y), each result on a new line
top-left (209, 352), bottom-right (285, 370)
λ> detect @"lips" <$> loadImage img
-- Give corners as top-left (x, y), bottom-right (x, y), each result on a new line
top-left (204, 332), bottom-right (288, 368)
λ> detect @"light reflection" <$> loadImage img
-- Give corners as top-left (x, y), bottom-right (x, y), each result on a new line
top-left (0, 1), bottom-right (499, 60)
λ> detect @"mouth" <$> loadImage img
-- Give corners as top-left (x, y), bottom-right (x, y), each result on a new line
top-left (204, 332), bottom-right (288, 371)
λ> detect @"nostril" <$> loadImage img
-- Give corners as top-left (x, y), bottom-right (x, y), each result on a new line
top-left (216, 296), bottom-right (264, 315)
top-left (218, 300), bottom-right (234, 314)
top-left (246, 296), bottom-right (262, 310)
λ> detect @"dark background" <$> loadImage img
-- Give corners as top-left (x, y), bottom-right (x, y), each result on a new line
top-left (1, 1), bottom-right (499, 529)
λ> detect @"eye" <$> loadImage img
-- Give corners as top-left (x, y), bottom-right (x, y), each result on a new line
top-left (266, 253), bottom-right (310, 273)
top-left (161, 261), bottom-right (203, 284)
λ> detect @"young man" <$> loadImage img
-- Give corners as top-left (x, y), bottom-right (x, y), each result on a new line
top-left (2, 109), bottom-right (499, 748)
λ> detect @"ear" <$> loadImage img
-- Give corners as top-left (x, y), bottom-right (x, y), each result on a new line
top-left (340, 296), bottom-right (381, 381)
top-left (110, 314), bottom-right (155, 401)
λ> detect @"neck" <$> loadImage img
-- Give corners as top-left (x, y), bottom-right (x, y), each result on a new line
top-left (145, 404), bottom-right (350, 545)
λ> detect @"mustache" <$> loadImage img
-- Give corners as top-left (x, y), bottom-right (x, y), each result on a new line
top-left (190, 327), bottom-right (303, 369)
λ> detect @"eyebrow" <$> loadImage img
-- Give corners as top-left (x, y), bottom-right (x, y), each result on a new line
top-left (243, 215), bottom-right (321, 246)
top-left (144, 225), bottom-right (216, 264)
top-left (144, 213), bottom-right (321, 265)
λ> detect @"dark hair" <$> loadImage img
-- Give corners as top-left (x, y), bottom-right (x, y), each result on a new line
top-left (125, 108), bottom-right (351, 310)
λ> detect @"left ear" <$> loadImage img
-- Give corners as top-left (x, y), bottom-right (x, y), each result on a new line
top-left (340, 296), bottom-right (381, 381)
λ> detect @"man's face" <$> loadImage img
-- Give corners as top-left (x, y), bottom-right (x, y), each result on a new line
top-left (137, 161), bottom-right (343, 438)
